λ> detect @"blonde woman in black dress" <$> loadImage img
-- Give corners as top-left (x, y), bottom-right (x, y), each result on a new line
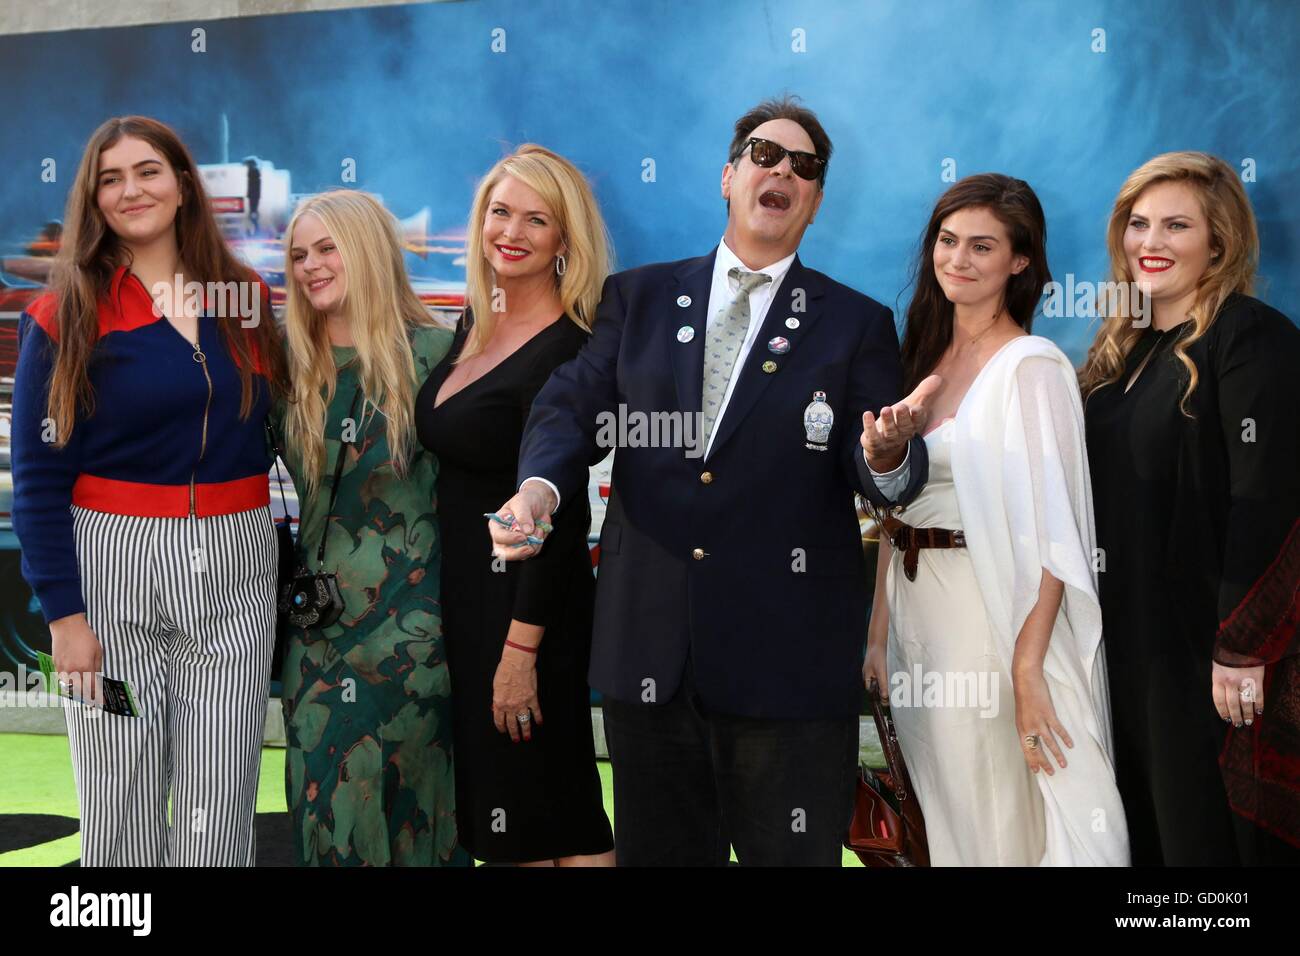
top-left (416, 145), bottom-right (615, 865)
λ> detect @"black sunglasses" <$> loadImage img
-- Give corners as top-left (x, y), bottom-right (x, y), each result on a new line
top-left (733, 137), bottom-right (826, 183)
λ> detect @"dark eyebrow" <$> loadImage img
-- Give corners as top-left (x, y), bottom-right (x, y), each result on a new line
top-left (939, 228), bottom-right (1000, 242)
top-left (98, 158), bottom-right (163, 177)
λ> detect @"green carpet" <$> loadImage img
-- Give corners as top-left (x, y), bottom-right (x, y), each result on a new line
top-left (0, 733), bottom-right (862, 866)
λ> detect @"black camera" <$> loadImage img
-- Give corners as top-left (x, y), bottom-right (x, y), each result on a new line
top-left (278, 568), bottom-right (345, 629)
top-left (272, 386), bottom-right (362, 634)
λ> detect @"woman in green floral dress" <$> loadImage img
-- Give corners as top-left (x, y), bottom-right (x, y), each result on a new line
top-left (275, 190), bottom-right (463, 866)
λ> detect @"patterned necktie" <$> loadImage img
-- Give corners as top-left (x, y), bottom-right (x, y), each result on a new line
top-left (701, 267), bottom-right (772, 449)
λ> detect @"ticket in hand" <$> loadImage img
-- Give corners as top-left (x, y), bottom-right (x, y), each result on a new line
top-left (483, 512), bottom-right (553, 547)
top-left (37, 651), bottom-right (141, 717)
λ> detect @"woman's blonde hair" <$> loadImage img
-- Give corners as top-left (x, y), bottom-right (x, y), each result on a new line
top-left (282, 189), bottom-right (434, 491)
top-left (461, 144), bottom-right (612, 360)
top-left (1079, 151), bottom-right (1259, 414)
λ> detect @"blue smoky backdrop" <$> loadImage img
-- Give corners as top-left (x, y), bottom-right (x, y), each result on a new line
top-left (2, 0), bottom-right (1297, 355)
top-left (3, 0), bottom-right (1299, 354)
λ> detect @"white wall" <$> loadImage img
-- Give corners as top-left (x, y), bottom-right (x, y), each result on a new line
top-left (0, 0), bottom-right (442, 36)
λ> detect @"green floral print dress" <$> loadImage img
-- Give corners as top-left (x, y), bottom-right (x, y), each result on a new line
top-left (276, 326), bottom-right (467, 866)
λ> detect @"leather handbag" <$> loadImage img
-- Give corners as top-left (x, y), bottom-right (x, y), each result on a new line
top-left (845, 679), bottom-right (930, 867)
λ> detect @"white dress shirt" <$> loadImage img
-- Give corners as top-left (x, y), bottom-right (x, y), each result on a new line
top-left (712, 238), bottom-right (911, 497)
top-left (703, 238), bottom-right (796, 459)
top-left (868, 445), bottom-right (910, 500)
top-left (708, 238), bottom-right (910, 494)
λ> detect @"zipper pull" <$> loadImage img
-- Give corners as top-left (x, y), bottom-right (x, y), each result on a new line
top-left (191, 321), bottom-right (206, 362)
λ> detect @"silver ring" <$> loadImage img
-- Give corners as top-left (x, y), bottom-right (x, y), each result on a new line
top-left (516, 712), bottom-right (531, 724)
top-left (58, 679), bottom-right (73, 690)
top-left (1240, 686), bottom-right (1256, 703)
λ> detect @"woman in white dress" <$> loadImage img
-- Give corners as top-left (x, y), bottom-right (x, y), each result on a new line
top-left (863, 174), bottom-right (1129, 866)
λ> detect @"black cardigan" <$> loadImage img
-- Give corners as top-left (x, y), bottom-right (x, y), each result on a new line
top-left (1155, 293), bottom-right (1300, 635)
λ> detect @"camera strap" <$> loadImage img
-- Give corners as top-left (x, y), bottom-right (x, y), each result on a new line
top-left (265, 419), bottom-right (292, 521)
top-left (317, 386), bottom-right (363, 570)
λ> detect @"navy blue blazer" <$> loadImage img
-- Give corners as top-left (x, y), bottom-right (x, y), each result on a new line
top-left (518, 250), bottom-right (928, 719)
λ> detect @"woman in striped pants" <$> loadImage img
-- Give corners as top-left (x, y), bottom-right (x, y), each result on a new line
top-left (11, 116), bottom-right (289, 865)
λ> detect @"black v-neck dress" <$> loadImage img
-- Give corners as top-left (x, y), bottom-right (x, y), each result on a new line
top-left (415, 315), bottom-right (613, 863)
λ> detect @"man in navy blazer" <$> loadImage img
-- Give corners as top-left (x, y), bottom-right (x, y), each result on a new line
top-left (491, 96), bottom-right (929, 866)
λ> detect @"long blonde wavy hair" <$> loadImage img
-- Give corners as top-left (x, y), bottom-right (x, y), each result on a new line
top-left (282, 190), bottom-right (434, 491)
top-left (461, 144), bottom-right (612, 360)
top-left (1079, 151), bottom-right (1259, 414)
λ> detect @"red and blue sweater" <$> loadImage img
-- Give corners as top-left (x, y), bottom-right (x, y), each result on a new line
top-left (12, 266), bottom-right (275, 623)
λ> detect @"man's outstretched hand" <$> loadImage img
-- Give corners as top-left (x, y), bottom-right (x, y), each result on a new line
top-left (488, 479), bottom-right (558, 561)
top-left (860, 374), bottom-right (943, 472)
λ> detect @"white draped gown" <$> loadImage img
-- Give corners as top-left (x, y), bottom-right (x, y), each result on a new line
top-left (883, 335), bottom-right (1130, 866)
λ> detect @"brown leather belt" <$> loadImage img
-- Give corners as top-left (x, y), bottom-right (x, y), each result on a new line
top-left (881, 516), bottom-right (966, 582)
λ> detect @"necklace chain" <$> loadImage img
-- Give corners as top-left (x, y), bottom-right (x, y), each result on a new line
top-left (954, 309), bottom-right (1003, 352)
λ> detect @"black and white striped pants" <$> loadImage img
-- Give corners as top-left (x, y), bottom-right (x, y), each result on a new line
top-left (66, 505), bottom-right (276, 866)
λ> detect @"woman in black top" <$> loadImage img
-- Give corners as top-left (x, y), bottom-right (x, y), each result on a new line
top-left (1081, 152), bottom-right (1300, 865)
top-left (415, 145), bottom-right (615, 865)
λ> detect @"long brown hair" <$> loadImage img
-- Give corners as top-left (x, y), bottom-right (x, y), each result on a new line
top-left (899, 174), bottom-right (1051, 393)
top-left (1078, 151), bottom-right (1258, 414)
top-left (45, 115), bottom-right (287, 446)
